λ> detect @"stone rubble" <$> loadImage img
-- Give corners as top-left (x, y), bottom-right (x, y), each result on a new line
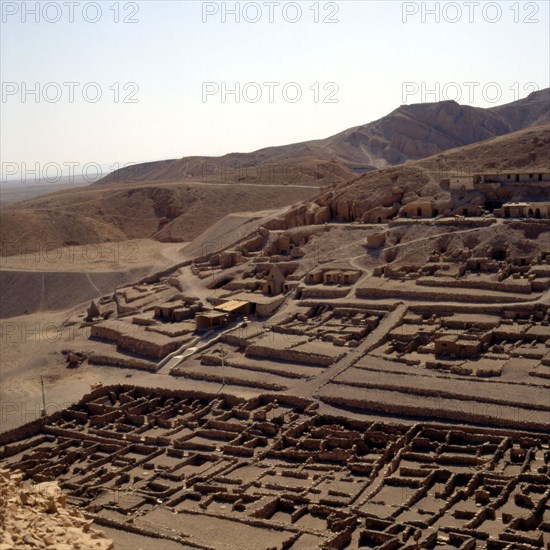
top-left (0, 468), bottom-right (113, 550)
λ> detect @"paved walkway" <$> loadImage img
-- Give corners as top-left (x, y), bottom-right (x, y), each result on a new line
top-left (157, 321), bottom-right (245, 374)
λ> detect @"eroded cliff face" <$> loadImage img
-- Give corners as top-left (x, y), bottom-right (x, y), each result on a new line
top-left (335, 100), bottom-right (513, 167)
top-left (0, 468), bottom-right (113, 550)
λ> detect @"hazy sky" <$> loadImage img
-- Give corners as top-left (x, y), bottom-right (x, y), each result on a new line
top-left (1, 0), bottom-right (549, 180)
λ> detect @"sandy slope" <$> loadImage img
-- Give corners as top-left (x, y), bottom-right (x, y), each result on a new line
top-left (0, 239), bottom-right (186, 318)
top-left (1, 181), bottom-right (317, 255)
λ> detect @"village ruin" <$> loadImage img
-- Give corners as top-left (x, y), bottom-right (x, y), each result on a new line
top-left (1, 385), bottom-right (548, 549)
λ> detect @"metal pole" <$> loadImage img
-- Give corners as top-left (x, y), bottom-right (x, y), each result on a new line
top-left (221, 345), bottom-right (225, 387)
top-left (40, 376), bottom-right (46, 416)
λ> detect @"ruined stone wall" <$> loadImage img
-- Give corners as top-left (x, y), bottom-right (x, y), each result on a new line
top-left (116, 333), bottom-right (180, 359)
top-left (300, 287), bottom-right (351, 299)
top-left (320, 394), bottom-right (548, 432)
top-left (415, 277), bottom-right (533, 294)
top-left (245, 345), bottom-right (337, 367)
top-left (355, 286), bottom-right (530, 304)
top-left (88, 354), bottom-right (159, 372)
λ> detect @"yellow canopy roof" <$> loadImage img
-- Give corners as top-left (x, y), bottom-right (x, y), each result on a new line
top-left (215, 300), bottom-right (249, 313)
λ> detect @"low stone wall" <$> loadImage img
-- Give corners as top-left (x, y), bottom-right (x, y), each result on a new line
top-left (90, 321), bottom-right (133, 343)
top-left (416, 277), bottom-right (533, 294)
top-left (299, 286), bottom-right (351, 299)
top-left (299, 300), bottom-right (394, 312)
top-left (246, 345), bottom-right (336, 367)
top-left (356, 286), bottom-right (530, 304)
top-left (171, 368), bottom-right (286, 391)
top-left (320, 393), bottom-right (548, 432)
top-left (117, 333), bottom-right (185, 360)
top-left (88, 354), bottom-right (159, 372)
top-left (201, 354), bottom-right (305, 379)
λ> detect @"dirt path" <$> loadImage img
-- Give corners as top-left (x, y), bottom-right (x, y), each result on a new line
top-left (85, 273), bottom-right (102, 297)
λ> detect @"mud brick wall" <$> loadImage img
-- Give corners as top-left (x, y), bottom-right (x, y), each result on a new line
top-left (90, 323), bottom-right (125, 342)
top-left (117, 333), bottom-right (180, 359)
top-left (300, 287), bottom-right (351, 299)
top-left (172, 368), bottom-right (286, 391)
top-left (415, 277), bottom-right (533, 294)
top-left (89, 354), bottom-right (159, 372)
top-left (320, 394), bottom-right (548, 432)
top-left (355, 286), bottom-right (531, 304)
top-left (245, 345), bottom-right (336, 367)
top-left (0, 435), bottom-right (49, 459)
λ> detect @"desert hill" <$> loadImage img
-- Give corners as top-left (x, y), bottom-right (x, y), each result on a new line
top-left (194, 123), bottom-right (550, 251)
top-left (0, 179), bottom-right (319, 254)
top-left (1, 95), bottom-right (548, 259)
top-left (1, 123), bottom-right (548, 259)
top-left (99, 88), bottom-right (550, 184)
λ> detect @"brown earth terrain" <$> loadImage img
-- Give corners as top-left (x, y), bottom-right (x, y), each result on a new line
top-left (1, 92), bottom-right (548, 262)
top-left (0, 239), bottom-right (187, 318)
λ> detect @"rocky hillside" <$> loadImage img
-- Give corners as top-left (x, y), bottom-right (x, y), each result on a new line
top-left (256, 123), bottom-right (550, 229)
top-left (100, 89), bottom-right (549, 184)
top-left (319, 123), bottom-right (550, 222)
